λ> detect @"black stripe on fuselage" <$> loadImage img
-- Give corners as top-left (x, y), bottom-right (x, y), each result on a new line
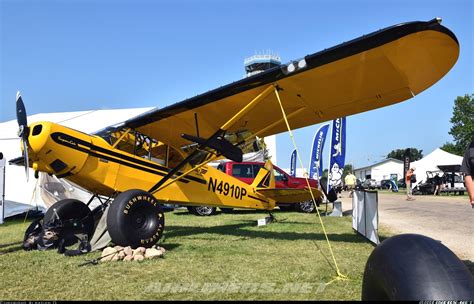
top-left (248, 194), bottom-right (268, 203)
top-left (50, 132), bottom-right (207, 185)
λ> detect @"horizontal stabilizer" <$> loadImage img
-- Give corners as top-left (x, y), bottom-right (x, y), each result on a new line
top-left (257, 188), bottom-right (323, 203)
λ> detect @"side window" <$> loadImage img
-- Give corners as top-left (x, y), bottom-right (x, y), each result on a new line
top-left (273, 168), bottom-right (286, 182)
top-left (252, 165), bottom-right (264, 177)
top-left (232, 164), bottom-right (253, 178)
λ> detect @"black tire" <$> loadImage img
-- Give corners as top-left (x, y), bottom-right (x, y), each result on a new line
top-left (362, 234), bottom-right (474, 300)
top-left (187, 206), bottom-right (197, 215)
top-left (107, 190), bottom-right (165, 248)
top-left (187, 206), bottom-right (217, 216)
top-left (43, 199), bottom-right (94, 247)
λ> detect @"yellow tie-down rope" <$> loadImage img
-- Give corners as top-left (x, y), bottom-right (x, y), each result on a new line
top-left (273, 86), bottom-right (348, 284)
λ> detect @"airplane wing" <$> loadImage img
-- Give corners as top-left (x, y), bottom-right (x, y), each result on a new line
top-left (124, 19), bottom-right (459, 153)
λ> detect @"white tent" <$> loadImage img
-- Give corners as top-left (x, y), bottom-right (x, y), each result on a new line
top-left (411, 148), bottom-right (463, 185)
top-left (0, 107), bottom-right (153, 220)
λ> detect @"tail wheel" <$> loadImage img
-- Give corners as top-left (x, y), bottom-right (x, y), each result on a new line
top-left (43, 199), bottom-right (94, 246)
top-left (107, 190), bottom-right (165, 248)
top-left (187, 206), bottom-right (216, 216)
top-left (295, 200), bottom-right (316, 213)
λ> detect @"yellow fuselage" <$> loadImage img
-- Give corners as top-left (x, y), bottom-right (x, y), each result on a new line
top-left (26, 121), bottom-right (276, 210)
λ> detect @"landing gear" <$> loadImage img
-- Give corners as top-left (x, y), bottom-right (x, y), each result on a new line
top-left (107, 189), bottom-right (165, 248)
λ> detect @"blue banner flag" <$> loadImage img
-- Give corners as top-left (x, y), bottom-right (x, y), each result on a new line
top-left (290, 149), bottom-right (297, 177)
top-left (328, 117), bottom-right (346, 193)
top-left (309, 124), bottom-right (330, 180)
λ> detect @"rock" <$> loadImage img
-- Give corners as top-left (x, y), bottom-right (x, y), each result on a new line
top-left (145, 248), bottom-right (163, 259)
top-left (101, 247), bottom-right (117, 262)
top-left (111, 253), bottom-right (120, 261)
top-left (133, 254), bottom-right (144, 262)
top-left (114, 245), bottom-right (124, 251)
top-left (123, 255), bottom-right (133, 262)
top-left (137, 247), bottom-right (146, 254)
top-left (117, 251), bottom-right (126, 260)
top-left (132, 249), bottom-right (142, 257)
top-left (102, 247), bottom-right (117, 257)
top-left (124, 246), bottom-right (133, 256)
top-left (159, 247), bottom-right (166, 254)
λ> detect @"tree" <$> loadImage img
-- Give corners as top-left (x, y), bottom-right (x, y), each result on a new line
top-left (440, 94), bottom-right (474, 156)
top-left (387, 148), bottom-right (423, 161)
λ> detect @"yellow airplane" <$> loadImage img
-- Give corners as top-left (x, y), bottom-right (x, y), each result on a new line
top-left (12, 18), bottom-right (459, 249)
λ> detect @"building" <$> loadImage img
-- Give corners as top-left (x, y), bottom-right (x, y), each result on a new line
top-left (244, 52), bottom-right (281, 165)
top-left (354, 158), bottom-right (404, 182)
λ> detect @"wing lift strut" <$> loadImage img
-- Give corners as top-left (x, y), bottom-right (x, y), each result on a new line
top-left (148, 85), bottom-right (275, 195)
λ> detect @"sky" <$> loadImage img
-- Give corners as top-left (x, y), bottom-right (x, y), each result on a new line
top-left (1, 0), bottom-right (473, 170)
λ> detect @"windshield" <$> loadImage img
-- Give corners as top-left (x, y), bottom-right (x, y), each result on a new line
top-left (94, 126), bottom-right (184, 167)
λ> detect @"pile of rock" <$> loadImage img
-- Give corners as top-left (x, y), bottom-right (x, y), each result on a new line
top-left (101, 245), bottom-right (166, 262)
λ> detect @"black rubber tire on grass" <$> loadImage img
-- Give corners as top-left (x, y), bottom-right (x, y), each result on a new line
top-left (107, 190), bottom-right (165, 248)
top-left (43, 199), bottom-right (94, 246)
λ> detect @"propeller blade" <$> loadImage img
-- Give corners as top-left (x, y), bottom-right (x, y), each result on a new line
top-left (23, 138), bottom-right (30, 181)
top-left (16, 91), bottom-right (27, 129)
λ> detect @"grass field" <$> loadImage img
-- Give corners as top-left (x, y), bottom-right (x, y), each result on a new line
top-left (0, 208), bottom-right (389, 301)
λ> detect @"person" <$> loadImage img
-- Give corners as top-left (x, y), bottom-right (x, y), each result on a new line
top-left (389, 177), bottom-right (399, 192)
top-left (434, 173), bottom-right (442, 195)
top-left (461, 137), bottom-right (474, 208)
top-left (344, 172), bottom-right (357, 198)
top-left (406, 168), bottom-right (415, 201)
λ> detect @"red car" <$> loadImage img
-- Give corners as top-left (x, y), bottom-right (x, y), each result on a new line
top-left (187, 161), bottom-right (320, 215)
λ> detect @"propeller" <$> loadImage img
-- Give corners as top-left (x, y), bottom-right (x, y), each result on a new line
top-left (16, 91), bottom-right (30, 181)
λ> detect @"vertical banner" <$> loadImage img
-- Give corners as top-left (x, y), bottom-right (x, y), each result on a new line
top-left (0, 153), bottom-right (5, 224)
top-left (289, 149), bottom-right (297, 177)
top-left (328, 117), bottom-right (346, 193)
top-left (403, 148), bottom-right (411, 182)
top-left (309, 124), bottom-right (330, 180)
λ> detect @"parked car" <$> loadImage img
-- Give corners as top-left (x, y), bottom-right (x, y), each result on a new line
top-left (379, 179), bottom-right (392, 190)
top-left (186, 161), bottom-right (320, 215)
top-left (361, 179), bottom-right (377, 190)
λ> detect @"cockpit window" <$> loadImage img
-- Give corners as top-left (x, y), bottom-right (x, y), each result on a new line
top-left (94, 126), bottom-right (184, 167)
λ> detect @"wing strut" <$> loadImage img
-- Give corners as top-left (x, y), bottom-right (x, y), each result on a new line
top-left (272, 86), bottom-right (347, 282)
top-left (148, 85), bottom-right (275, 194)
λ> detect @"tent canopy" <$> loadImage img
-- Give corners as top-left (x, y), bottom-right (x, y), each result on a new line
top-left (411, 148), bottom-right (463, 184)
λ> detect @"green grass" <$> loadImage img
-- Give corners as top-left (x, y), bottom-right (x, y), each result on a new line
top-left (0, 209), bottom-right (390, 300)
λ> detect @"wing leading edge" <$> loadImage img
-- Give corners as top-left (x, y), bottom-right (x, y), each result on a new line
top-left (125, 19), bottom-right (459, 152)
